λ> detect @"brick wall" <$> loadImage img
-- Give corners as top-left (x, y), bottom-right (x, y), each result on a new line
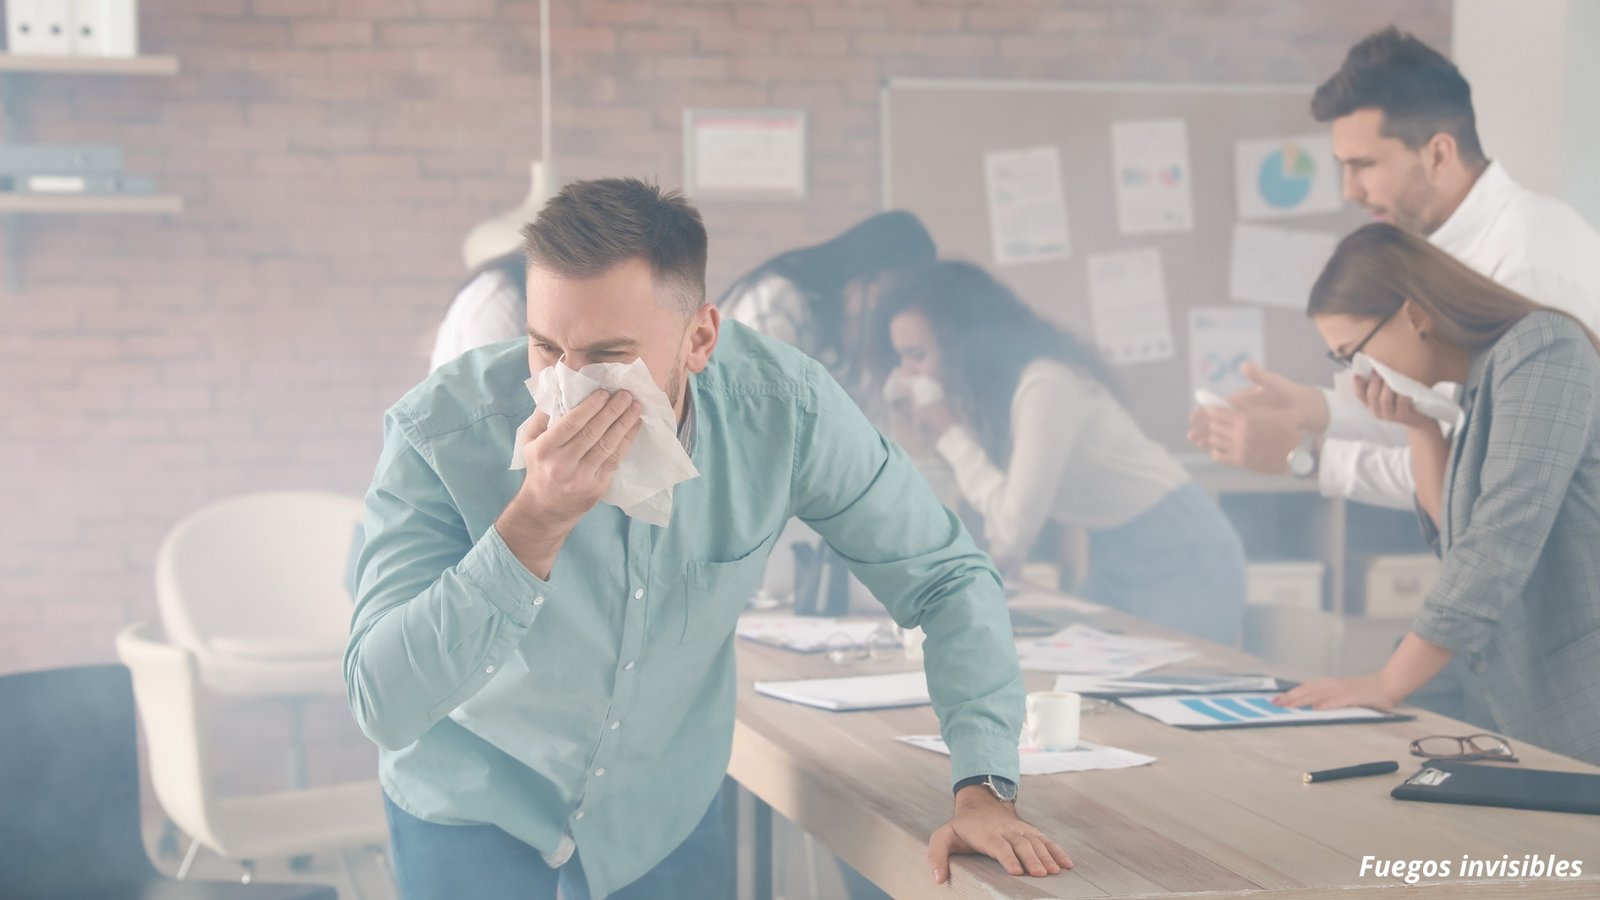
top-left (2, 0), bottom-right (1449, 786)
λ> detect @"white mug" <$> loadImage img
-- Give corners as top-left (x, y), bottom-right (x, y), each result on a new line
top-left (1025, 690), bottom-right (1081, 751)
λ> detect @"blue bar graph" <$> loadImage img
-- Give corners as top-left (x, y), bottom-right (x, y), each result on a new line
top-left (1178, 698), bottom-right (1239, 722)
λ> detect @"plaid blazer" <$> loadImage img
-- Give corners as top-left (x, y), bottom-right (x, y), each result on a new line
top-left (1415, 311), bottom-right (1600, 765)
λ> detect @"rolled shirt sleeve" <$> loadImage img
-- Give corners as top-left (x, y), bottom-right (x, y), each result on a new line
top-left (1411, 332), bottom-right (1594, 655)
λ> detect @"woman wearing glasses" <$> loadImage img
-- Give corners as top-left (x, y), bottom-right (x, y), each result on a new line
top-left (871, 260), bottom-right (1248, 645)
top-left (1278, 223), bottom-right (1600, 766)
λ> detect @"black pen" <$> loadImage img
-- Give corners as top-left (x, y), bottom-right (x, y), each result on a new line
top-left (1303, 761), bottom-right (1400, 784)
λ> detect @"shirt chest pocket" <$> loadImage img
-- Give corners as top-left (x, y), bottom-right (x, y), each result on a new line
top-left (665, 533), bottom-right (780, 647)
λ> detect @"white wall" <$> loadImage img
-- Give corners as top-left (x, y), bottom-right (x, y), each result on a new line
top-left (1562, 0), bottom-right (1600, 226)
top-left (1453, 0), bottom-right (1600, 227)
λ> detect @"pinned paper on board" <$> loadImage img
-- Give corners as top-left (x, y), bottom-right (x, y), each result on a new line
top-left (1086, 248), bottom-right (1175, 366)
top-left (1189, 307), bottom-right (1265, 399)
top-left (1234, 134), bottom-right (1341, 219)
top-left (1230, 223), bottom-right (1339, 309)
top-left (1111, 118), bottom-right (1194, 235)
top-left (984, 145), bottom-right (1073, 266)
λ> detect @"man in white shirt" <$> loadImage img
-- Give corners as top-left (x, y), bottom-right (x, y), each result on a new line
top-left (1190, 27), bottom-right (1600, 507)
top-left (430, 253), bottom-right (528, 372)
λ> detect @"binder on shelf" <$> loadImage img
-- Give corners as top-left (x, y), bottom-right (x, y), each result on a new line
top-left (0, 144), bottom-right (123, 176)
top-left (70, 0), bottom-right (138, 58)
top-left (7, 0), bottom-right (73, 56)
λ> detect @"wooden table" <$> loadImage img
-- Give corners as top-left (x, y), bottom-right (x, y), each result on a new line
top-left (728, 594), bottom-right (1600, 899)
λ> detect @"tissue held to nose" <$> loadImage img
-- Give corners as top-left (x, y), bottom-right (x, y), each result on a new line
top-left (510, 358), bottom-right (700, 526)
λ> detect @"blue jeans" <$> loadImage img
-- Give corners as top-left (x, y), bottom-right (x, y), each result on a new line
top-left (384, 791), bottom-right (733, 900)
top-left (1080, 482), bottom-right (1248, 646)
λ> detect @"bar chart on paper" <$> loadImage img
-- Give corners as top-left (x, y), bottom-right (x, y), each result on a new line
top-left (1121, 692), bottom-right (1412, 729)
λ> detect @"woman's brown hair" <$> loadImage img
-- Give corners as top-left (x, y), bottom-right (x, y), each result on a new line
top-left (1307, 222), bottom-right (1600, 353)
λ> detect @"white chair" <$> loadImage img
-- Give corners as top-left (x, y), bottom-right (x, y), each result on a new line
top-left (156, 490), bottom-right (363, 697)
top-left (156, 490), bottom-right (364, 793)
top-left (116, 621), bottom-right (392, 897)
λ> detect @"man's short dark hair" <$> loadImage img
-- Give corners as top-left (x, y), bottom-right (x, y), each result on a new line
top-left (521, 177), bottom-right (708, 315)
top-left (1312, 26), bottom-right (1484, 164)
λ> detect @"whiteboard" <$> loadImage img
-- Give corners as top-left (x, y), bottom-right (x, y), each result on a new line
top-left (881, 78), bottom-right (1368, 450)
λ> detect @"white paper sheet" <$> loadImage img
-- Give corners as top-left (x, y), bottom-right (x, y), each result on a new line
top-left (984, 145), bottom-right (1073, 266)
top-left (753, 671), bottom-right (928, 711)
top-left (1016, 623), bottom-right (1194, 676)
top-left (1112, 118), bottom-right (1195, 235)
top-left (1229, 223), bottom-right (1339, 309)
top-left (1121, 692), bottom-right (1398, 728)
top-left (688, 111), bottom-right (806, 199)
top-left (1086, 248), bottom-right (1175, 365)
top-left (899, 735), bottom-right (1156, 775)
top-left (737, 617), bottom-right (890, 654)
top-left (1234, 134), bottom-right (1342, 219)
top-left (1189, 306), bottom-right (1265, 399)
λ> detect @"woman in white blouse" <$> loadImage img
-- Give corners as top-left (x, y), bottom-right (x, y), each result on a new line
top-left (874, 261), bottom-right (1247, 644)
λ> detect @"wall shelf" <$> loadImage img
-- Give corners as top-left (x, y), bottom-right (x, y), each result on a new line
top-left (0, 54), bottom-right (179, 76)
top-left (0, 193), bottom-right (182, 214)
top-left (0, 53), bottom-right (182, 290)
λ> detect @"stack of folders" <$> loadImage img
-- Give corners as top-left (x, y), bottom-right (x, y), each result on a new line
top-left (0, 145), bottom-right (154, 197)
top-left (754, 671), bottom-right (929, 711)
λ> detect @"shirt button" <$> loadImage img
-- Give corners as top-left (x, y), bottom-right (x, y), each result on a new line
top-left (610, 720), bottom-right (620, 730)
top-left (533, 596), bottom-right (545, 606)
top-left (623, 661), bottom-right (635, 671)
top-left (633, 588), bottom-right (644, 600)
top-left (483, 664), bottom-right (496, 674)
top-left (574, 810), bottom-right (585, 821)
top-left (595, 768), bottom-right (606, 777)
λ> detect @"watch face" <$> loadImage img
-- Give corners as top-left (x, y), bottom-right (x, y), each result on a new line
top-left (1288, 449), bottom-right (1314, 478)
top-left (988, 776), bottom-right (1018, 802)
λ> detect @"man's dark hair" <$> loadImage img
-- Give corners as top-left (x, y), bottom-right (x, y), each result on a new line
top-left (521, 177), bottom-right (708, 314)
top-left (1311, 26), bottom-right (1484, 164)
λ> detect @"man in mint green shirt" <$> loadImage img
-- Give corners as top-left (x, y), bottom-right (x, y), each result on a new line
top-left (346, 178), bottom-right (1072, 899)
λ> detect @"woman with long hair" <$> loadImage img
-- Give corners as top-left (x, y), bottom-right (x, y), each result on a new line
top-left (718, 211), bottom-right (936, 394)
top-left (1277, 223), bottom-right (1600, 765)
top-left (873, 260), bottom-right (1247, 645)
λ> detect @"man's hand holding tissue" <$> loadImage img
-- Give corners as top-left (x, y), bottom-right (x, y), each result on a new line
top-left (497, 389), bottom-right (644, 579)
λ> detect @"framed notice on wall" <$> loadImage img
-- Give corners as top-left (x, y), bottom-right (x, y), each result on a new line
top-left (683, 108), bottom-right (807, 201)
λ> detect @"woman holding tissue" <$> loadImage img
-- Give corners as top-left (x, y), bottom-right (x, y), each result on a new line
top-left (873, 261), bottom-right (1248, 645)
top-left (1279, 223), bottom-right (1600, 765)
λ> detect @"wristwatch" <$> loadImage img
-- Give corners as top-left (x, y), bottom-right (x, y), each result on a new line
top-left (1287, 432), bottom-right (1319, 479)
top-left (953, 774), bottom-right (1018, 803)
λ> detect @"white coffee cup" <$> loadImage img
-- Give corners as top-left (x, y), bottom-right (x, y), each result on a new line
top-left (1024, 690), bottom-right (1081, 751)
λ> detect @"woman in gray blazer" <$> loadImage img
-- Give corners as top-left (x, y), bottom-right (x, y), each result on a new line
top-left (1278, 223), bottom-right (1600, 766)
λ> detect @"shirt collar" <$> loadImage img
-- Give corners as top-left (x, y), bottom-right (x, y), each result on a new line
top-left (677, 377), bottom-right (697, 456)
top-left (1428, 161), bottom-right (1517, 257)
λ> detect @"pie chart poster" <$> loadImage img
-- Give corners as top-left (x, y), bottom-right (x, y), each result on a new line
top-left (1234, 133), bottom-right (1342, 219)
